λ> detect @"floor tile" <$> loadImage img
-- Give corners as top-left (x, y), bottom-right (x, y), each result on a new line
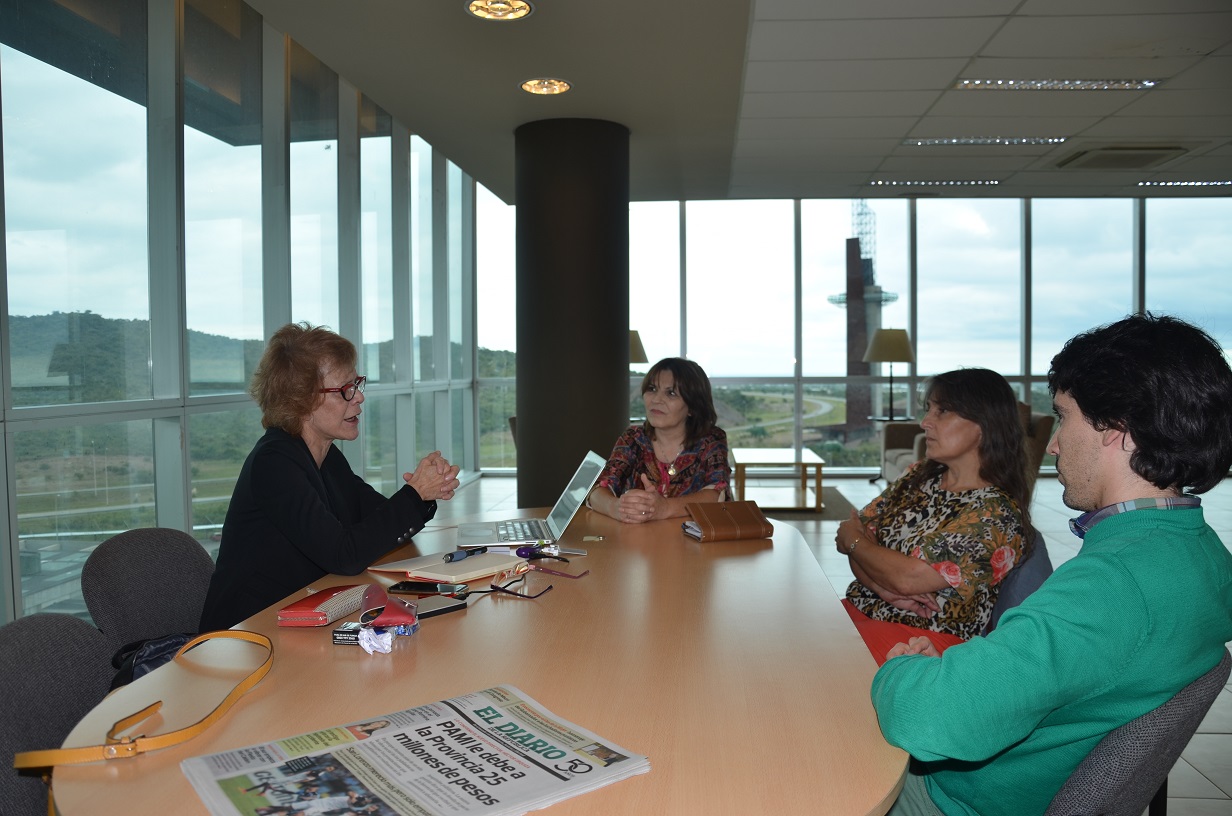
top-left (1169, 758), bottom-right (1232, 800)
top-left (1165, 799), bottom-right (1232, 815)
top-left (1183, 735), bottom-right (1232, 798)
top-left (1200, 688), bottom-right (1232, 735)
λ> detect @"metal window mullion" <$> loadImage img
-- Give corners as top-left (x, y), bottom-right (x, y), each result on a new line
top-left (148, 0), bottom-right (188, 531)
top-left (1132, 198), bottom-right (1146, 313)
top-left (261, 24), bottom-right (291, 335)
top-left (430, 147), bottom-right (449, 454)
top-left (678, 201), bottom-right (687, 357)
top-left (337, 80), bottom-right (363, 476)
top-left (907, 198), bottom-right (918, 389)
top-left (793, 199), bottom-right (803, 454)
top-left (459, 174), bottom-right (477, 472)
top-left (391, 124), bottom-right (412, 385)
top-left (1021, 198), bottom-right (1032, 391)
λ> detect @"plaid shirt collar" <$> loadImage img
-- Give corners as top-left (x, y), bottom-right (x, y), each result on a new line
top-left (1069, 495), bottom-right (1202, 539)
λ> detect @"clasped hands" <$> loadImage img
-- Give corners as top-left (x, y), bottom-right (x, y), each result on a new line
top-left (616, 474), bottom-right (665, 524)
top-left (404, 451), bottom-right (461, 502)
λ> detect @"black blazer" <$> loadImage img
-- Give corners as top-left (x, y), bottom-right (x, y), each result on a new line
top-left (199, 427), bottom-right (436, 631)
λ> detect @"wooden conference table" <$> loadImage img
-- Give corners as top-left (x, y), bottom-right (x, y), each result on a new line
top-left (54, 508), bottom-right (907, 815)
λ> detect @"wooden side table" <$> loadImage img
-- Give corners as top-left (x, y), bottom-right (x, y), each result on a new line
top-left (731, 447), bottom-right (826, 512)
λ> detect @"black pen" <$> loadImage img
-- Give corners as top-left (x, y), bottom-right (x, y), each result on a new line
top-left (443, 546), bottom-right (487, 562)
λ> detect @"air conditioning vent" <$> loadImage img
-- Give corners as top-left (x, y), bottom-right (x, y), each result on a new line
top-left (1055, 146), bottom-right (1187, 170)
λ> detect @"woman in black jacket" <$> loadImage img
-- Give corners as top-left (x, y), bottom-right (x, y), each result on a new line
top-left (199, 322), bottom-right (459, 631)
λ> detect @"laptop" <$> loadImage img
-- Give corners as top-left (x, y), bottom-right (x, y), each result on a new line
top-left (456, 450), bottom-right (606, 547)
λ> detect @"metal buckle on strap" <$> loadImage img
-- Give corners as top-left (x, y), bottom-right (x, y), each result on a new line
top-left (103, 739), bottom-right (139, 760)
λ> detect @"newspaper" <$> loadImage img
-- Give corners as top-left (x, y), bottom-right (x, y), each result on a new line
top-left (181, 685), bottom-right (649, 816)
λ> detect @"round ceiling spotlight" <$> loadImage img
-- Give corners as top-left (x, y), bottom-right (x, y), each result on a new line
top-left (466, 0), bottom-right (533, 20)
top-left (521, 77), bottom-right (571, 95)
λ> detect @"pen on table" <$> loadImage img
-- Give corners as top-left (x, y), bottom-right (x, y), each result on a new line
top-left (443, 546), bottom-right (487, 562)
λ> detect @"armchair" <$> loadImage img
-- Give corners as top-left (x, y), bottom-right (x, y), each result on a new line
top-left (879, 402), bottom-right (1055, 495)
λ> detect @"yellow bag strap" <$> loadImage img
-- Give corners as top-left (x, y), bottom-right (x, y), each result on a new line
top-left (14, 629), bottom-right (273, 770)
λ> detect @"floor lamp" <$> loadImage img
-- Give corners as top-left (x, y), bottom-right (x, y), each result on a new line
top-left (863, 329), bottom-right (915, 420)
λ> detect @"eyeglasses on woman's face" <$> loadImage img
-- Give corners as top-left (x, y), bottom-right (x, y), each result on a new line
top-left (318, 375), bottom-right (367, 401)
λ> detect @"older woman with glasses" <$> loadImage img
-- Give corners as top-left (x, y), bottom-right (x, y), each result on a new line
top-left (199, 322), bottom-right (460, 631)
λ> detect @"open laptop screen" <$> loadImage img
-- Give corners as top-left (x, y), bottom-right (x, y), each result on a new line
top-left (546, 451), bottom-right (607, 537)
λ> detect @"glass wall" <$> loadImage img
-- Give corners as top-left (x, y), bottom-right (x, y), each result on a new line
top-left (3, 22), bottom-right (151, 409)
top-left (184, 0), bottom-right (264, 396)
top-left (685, 199), bottom-right (795, 377)
top-left (474, 185), bottom-right (517, 467)
top-left (359, 96), bottom-right (393, 382)
top-left (288, 40), bottom-right (339, 329)
top-left (475, 194), bottom-right (1232, 471)
top-left (0, 0), bottom-right (475, 622)
top-left (1144, 198), bottom-right (1232, 345)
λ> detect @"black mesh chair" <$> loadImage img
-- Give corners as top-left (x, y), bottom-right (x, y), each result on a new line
top-left (1046, 647), bottom-right (1232, 816)
top-left (81, 527), bottom-right (215, 651)
top-left (983, 531), bottom-right (1054, 634)
top-left (0, 614), bottom-right (115, 816)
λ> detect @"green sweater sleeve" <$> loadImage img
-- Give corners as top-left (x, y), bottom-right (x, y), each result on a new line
top-left (870, 552), bottom-right (1149, 763)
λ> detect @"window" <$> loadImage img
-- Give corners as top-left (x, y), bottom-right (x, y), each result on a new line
top-left (289, 40), bottom-right (339, 329)
top-left (917, 199), bottom-right (1022, 375)
top-left (3, 31), bottom-right (151, 407)
top-left (14, 419), bottom-right (155, 619)
top-left (412, 135), bottom-right (435, 379)
top-left (685, 199), bottom-right (794, 376)
top-left (360, 96), bottom-right (393, 382)
top-left (0, 4), bottom-right (470, 622)
top-left (630, 201), bottom-right (681, 362)
top-left (184, 0), bottom-right (264, 395)
top-left (1145, 198), bottom-right (1232, 349)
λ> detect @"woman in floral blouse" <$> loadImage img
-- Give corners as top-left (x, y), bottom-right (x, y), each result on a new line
top-left (836, 368), bottom-right (1032, 660)
top-left (587, 357), bottom-right (731, 524)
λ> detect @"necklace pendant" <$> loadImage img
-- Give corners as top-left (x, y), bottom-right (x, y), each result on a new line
top-left (667, 464), bottom-right (678, 477)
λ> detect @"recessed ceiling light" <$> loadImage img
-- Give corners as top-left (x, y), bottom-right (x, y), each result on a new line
top-left (521, 77), bottom-right (570, 95)
top-left (466, 0), bottom-right (533, 21)
top-left (869, 180), bottom-right (1000, 187)
top-left (954, 79), bottom-right (1158, 91)
top-left (906, 137), bottom-right (1067, 146)
top-left (1137, 180), bottom-right (1232, 187)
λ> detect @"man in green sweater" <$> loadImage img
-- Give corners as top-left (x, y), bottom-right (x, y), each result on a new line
top-left (871, 313), bottom-right (1232, 816)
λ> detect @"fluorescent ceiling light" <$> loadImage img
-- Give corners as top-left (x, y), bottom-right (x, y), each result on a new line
top-left (1137, 180), bottom-right (1232, 187)
top-left (954, 79), bottom-right (1158, 91)
top-left (466, 0), bottom-right (533, 20)
top-left (521, 77), bottom-right (570, 95)
top-left (906, 137), bottom-right (1067, 146)
top-left (869, 180), bottom-right (1000, 187)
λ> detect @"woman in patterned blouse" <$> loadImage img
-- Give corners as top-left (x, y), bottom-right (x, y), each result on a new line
top-left (587, 357), bottom-right (732, 524)
top-left (836, 368), bottom-right (1032, 657)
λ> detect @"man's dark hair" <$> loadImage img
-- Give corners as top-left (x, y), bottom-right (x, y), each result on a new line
top-left (1048, 312), bottom-right (1232, 494)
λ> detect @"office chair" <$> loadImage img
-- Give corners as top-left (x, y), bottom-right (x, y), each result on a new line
top-left (0, 614), bottom-right (115, 816)
top-left (81, 527), bottom-right (215, 651)
top-left (1046, 647), bottom-right (1232, 816)
top-left (983, 530), bottom-right (1054, 634)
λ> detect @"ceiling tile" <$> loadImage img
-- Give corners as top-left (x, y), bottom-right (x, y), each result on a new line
top-left (743, 59), bottom-right (967, 93)
top-left (740, 90), bottom-right (939, 118)
top-left (748, 18), bottom-right (1004, 61)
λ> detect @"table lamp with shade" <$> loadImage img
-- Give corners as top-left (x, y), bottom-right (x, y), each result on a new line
top-left (629, 330), bottom-right (648, 365)
top-left (863, 328), bottom-right (915, 420)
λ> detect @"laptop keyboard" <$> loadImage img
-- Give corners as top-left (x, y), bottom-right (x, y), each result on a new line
top-left (498, 519), bottom-right (547, 542)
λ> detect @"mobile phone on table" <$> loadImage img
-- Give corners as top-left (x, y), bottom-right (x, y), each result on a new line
top-left (388, 580), bottom-right (469, 598)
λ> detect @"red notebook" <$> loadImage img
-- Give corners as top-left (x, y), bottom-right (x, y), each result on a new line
top-left (277, 584), bottom-right (369, 627)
